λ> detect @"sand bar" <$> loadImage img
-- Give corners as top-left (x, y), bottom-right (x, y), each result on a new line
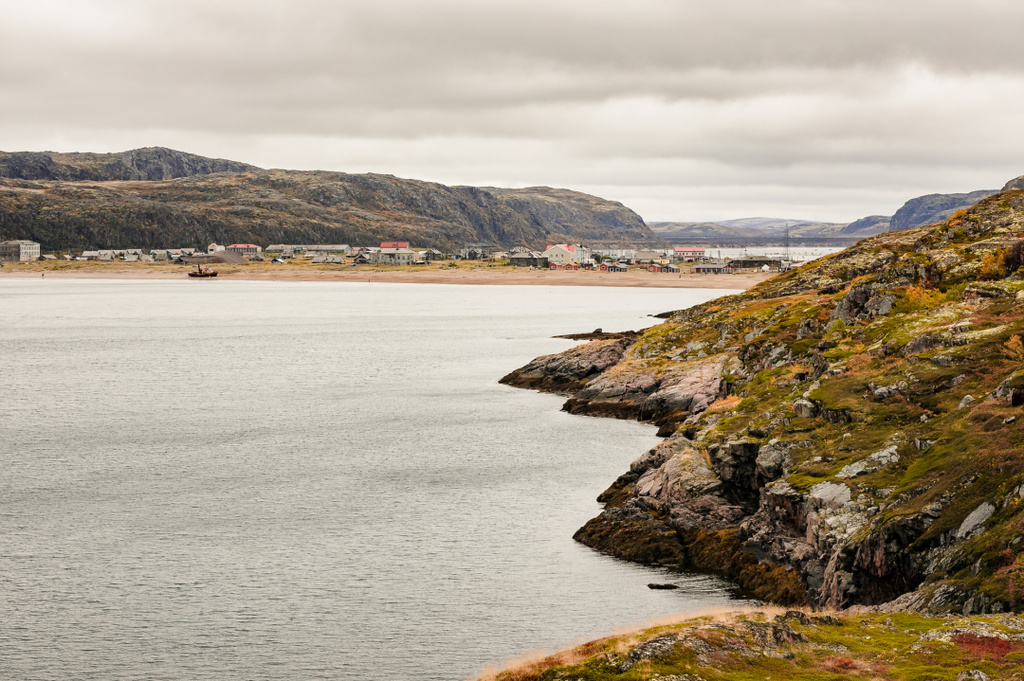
top-left (0, 261), bottom-right (770, 290)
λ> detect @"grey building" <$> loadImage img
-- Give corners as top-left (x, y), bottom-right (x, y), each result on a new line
top-left (0, 240), bottom-right (41, 261)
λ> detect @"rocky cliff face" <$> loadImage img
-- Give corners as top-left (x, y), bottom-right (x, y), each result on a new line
top-left (0, 148), bottom-right (659, 251)
top-left (503, 185), bottom-right (1024, 614)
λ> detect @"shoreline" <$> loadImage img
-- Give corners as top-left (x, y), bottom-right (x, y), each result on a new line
top-left (0, 262), bottom-right (771, 289)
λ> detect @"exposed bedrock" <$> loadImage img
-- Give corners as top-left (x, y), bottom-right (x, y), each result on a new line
top-left (563, 354), bottom-right (730, 434)
top-left (499, 334), bottom-right (636, 394)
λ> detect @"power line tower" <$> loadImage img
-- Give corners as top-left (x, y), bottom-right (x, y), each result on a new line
top-left (783, 224), bottom-right (791, 263)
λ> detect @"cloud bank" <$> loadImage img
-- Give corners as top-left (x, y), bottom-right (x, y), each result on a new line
top-left (2, 0), bottom-right (1023, 221)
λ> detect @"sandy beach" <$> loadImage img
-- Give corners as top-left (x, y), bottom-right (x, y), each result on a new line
top-left (0, 261), bottom-right (771, 290)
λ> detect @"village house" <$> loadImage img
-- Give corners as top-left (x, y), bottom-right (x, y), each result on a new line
top-left (0, 239), bottom-right (41, 261)
top-left (420, 248), bottom-right (445, 262)
top-left (226, 243), bottom-right (262, 258)
top-left (460, 243), bottom-right (494, 260)
top-left (691, 262), bottom-right (734, 274)
top-left (672, 246), bottom-right (706, 262)
top-left (508, 248), bottom-right (548, 268)
top-left (370, 241), bottom-right (417, 265)
top-left (542, 243), bottom-right (592, 266)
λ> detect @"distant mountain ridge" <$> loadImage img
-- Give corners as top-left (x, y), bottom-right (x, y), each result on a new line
top-left (651, 186), bottom-right (1003, 246)
top-left (0, 147), bottom-right (659, 251)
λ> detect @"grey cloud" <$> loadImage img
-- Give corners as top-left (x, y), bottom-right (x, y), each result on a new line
top-left (1, 0), bottom-right (1022, 222)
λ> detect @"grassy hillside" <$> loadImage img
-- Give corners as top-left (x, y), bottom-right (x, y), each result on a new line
top-left (479, 610), bottom-right (1024, 681)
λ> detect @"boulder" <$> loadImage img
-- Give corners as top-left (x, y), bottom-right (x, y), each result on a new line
top-left (956, 502), bottom-right (995, 540)
top-left (793, 398), bottom-right (820, 418)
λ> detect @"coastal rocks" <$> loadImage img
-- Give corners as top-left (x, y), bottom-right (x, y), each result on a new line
top-left (739, 619), bottom-right (807, 649)
top-left (845, 512), bottom-right (932, 606)
top-left (573, 500), bottom-right (688, 568)
top-left (564, 354), bottom-right (728, 424)
top-left (634, 444), bottom-right (746, 531)
top-left (741, 475), bottom-right (932, 609)
top-left (499, 336), bottom-right (633, 394)
top-left (499, 186), bottom-right (1024, 617)
top-left (563, 370), bottom-right (660, 420)
top-left (708, 441), bottom-right (762, 508)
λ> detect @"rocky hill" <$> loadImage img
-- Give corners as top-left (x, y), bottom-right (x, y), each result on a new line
top-left (502, 181), bottom-right (1024, 614)
top-left (0, 148), bottom-right (659, 251)
top-left (839, 214), bottom-right (891, 235)
top-left (890, 189), bottom-right (998, 233)
top-left (0, 147), bottom-right (257, 182)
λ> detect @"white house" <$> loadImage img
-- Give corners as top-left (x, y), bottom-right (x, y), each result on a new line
top-left (542, 244), bottom-right (591, 266)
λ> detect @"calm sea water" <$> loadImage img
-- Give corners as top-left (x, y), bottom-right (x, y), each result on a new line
top-left (0, 279), bottom-right (744, 681)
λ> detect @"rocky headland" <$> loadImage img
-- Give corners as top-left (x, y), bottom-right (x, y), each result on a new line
top-left (501, 179), bottom-right (1024, 616)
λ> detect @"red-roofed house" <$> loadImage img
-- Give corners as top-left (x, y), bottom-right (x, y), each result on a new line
top-left (673, 246), bottom-right (706, 262)
top-left (380, 241), bottom-right (410, 249)
top-left (226, 243), bottom-right (262, 257)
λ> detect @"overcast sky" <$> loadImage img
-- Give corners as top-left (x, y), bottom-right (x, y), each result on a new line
top-left (2, 0), bottom-right (1023, 222)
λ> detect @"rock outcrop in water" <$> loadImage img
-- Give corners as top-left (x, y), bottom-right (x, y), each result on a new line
top-left (502, 181), bottom-right (1024, 614)
top-left (0, 147), bottom-right (660, 251)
